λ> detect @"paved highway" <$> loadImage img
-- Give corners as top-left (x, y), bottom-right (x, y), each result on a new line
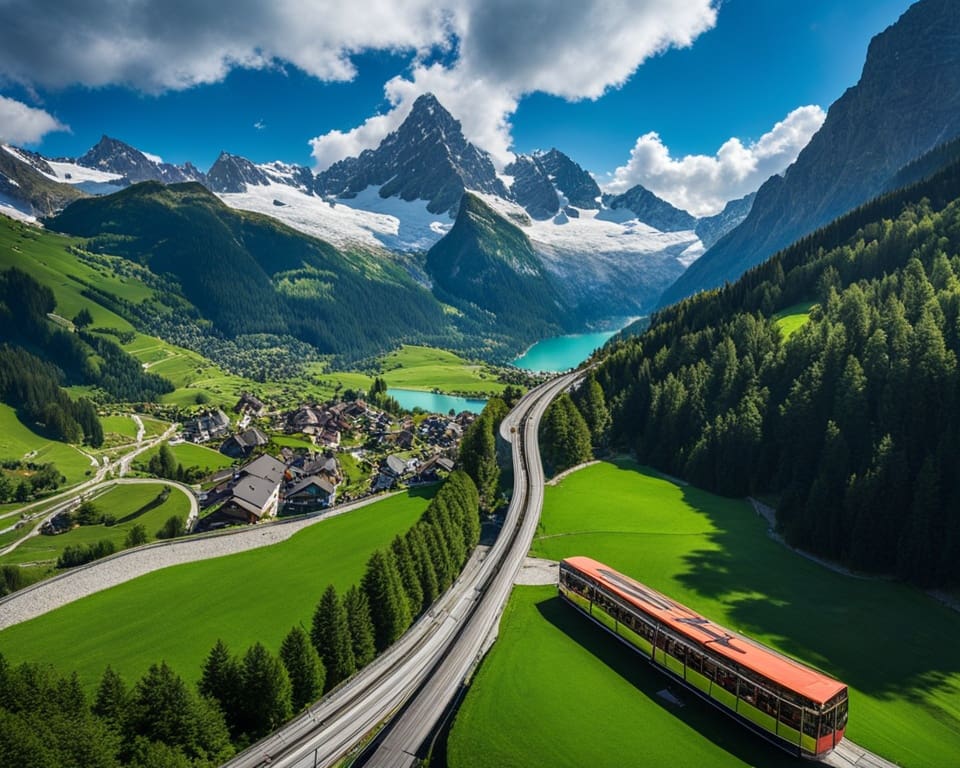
top-left (222, 371), bottom-right (581, 768)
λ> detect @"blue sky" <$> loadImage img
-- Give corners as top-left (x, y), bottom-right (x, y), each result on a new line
top-left (0, 0), bottom-right (916, 214)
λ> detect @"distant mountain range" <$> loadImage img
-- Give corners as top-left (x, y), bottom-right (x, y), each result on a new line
top-left (0, 93), bottom-right (756, 333)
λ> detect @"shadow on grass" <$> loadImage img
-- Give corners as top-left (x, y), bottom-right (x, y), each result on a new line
top-left (536, 595), bottom-right (797, 767)
top-left (115, 489), bottom-right (169, 525)
top-left (671, 481), bottom-right (960, 709)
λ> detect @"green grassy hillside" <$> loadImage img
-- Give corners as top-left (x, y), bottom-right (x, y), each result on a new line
top-left (0, 488), bottom-right (432, 690)
top-left (448, 460), bottom-right (959, 768)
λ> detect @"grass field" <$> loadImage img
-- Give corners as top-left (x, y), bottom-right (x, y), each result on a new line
top-left (448, 585), bottom-right (797, 768)
top-left (137, 441), bottom-right (234, 475)
top-left (0, 482), bottom-right (191, 568)
top-left (0, 488), bottom-right (433, 690)
top-left (772, 301), bottom-right (815, 339)
top-left (100, 415), bottom-right (139, 441)
top-left (448, 460), bottom-right (960, 768)
top-left (0, 404), bottom-right (95, 486)
top-left (379, 346), bottom-right (505, 395)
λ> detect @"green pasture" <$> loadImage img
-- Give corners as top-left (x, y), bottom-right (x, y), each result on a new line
top-left (0, 482), bottom-right (190, 568)
top-left (448, 585), bottom-right (798, 768)
top-left (0, 404), bottom-right (94, 485)
top-left (379, 345), bottom-right (505, 395)
top-left (136, 441), bottom-right (233, 475)
top-left (449, 460), bottom-right (960, 768)
top-left (100, 414), bottom-right (137, 443)
top-left (772, 301), bottom-right (814, 339)
top-left (0, 488), bottom-right (432, 690)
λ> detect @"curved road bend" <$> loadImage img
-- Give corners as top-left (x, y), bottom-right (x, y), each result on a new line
top-left (0, 491), bottom-right (396, 631)
top-left (221, 372), bottom-right (581, 768)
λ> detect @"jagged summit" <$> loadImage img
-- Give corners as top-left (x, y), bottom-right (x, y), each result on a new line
top-left (316, 92), bottom-right (508, 214)
top-left (77, 135), bottom-right (203, 185)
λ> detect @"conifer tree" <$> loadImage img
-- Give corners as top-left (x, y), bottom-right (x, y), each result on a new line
top-left (238, 643), bottom-right (292, 740)
top-left (391, 534), bottom-right (424, 618)
top-left (311, 585), bottom-right (356, 690)
top-left (361, 549), bottom-right (413, 652)
top-left (198, 639), bottom-right (243, 738)
top-left (280, 625), bottom-right (325, 711)
top-left (344, 585), bottom-right (377, 668)
top-left (93, 665), bottom-right (128, 729)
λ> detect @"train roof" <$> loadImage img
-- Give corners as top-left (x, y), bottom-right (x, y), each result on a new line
top-left (562, 556), bottom-right (846, 706)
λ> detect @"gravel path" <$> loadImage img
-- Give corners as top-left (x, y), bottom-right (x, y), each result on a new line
top-left (514, 556), bottom-right (559, 586)
top-left (0, 493), bottom-right (391, 631)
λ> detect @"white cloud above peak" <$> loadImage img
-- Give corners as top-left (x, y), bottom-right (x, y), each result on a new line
top-left (0, 96), bottom-right (67, 145)
top-left (310, 0), bottom-right (720, 170)
top-left (604, 105), bottom-right (827, 216)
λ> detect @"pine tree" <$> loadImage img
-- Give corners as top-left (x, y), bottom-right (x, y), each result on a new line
top-left (198, 639), bottom-right (243, 738)
top-left (126, 661), bottom-right (231, 763)
top-left (343, 585), bottom-right (377, 668)
top-left (362, 549), bottom-right (413, 652)
top-left (576, 375), bottom-right (611, 448)
top-left (238, 643), bottom-right (292, 740)
top-left (405, 525), bottom-right (440, 609)
top-left (93, 665), bottom-right (127, 729)
top-left (279, 625), bottom-right (325, 711)
top-left (391, 534), bottom-right (424, 618)
top-left (310, 585), bottom-right (355, 690)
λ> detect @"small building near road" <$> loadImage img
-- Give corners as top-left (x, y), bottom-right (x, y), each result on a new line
top-left (284, 474), bottom-right (337, 513)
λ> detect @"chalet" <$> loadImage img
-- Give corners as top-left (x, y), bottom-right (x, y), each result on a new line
top-left (373, 454), bottom-right (409, 492)
top-left (220, 475), bottom-right (281, 523)
top-left (234, 392), bottom-right (265, 416)
top-left (218, 453), bottom-right (287, 523)
top-left (220, 427), bottom-right (270, 459)
top-left (183, 409), bottom-right (231, 443)
top-left (318, 427), bottom-right (341, 449)
top-left (284, 474), bottom-right (336, 512)
top-left (240, 453), bottom-right (287, 485)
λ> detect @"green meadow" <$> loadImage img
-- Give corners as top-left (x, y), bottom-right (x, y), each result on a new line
top-left (0, 488), bottom-right (432, 690)
top-left (99, 415), bottom-right (139, 441)
top-left (0, 403), bottom-right (94, 485)
top-left (137, 441), bottom-right (234, 474)
top-left (0, 482), bottom-right (191, 568)
top-left (448, 460), bottom-right (960, 768)
top-left (379, 345), bottom-right (506, 395)
top-left (772, 301), bottom-right (814, 339)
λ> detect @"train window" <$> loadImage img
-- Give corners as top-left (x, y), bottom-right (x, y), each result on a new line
top-left (716, 669), bottom-right (738, 694)
top-left (702, 659), bottom-right (717, 681)
top-left (836, 698), bottom-right (848, 729)
top-left (739, 681), bottom-right (757, 706)
top-left (779, 701), bottom-right (800, 729)
top-left (687, 650), bottom-right (704, 674)
top-left (801, 711), bottom-right (820, 738)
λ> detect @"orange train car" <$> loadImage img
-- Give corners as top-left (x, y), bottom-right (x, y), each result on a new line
top-left (559, 556), bottom-right (847, 757)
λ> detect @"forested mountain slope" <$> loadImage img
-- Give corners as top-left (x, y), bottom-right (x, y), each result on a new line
top-left (595, 158), bottom-right (960, 586)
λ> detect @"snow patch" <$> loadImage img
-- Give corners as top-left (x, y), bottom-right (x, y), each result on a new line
top-left (0, 192), bottom-right (37, 223)
top-left (219, 183), bottom-right (453, 252)
top-left (141, 151), bottom-right (163, 164)
top-left (677, 240), bottom-right (705, 267)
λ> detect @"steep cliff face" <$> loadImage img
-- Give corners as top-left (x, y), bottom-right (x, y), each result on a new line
top-left (661, 0), bottom-right (960, 306)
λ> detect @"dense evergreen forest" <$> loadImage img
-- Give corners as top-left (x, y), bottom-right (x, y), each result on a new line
top-left (594, 159), bottom-right (960, 586)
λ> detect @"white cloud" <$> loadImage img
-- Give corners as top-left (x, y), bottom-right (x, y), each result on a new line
top-left (254, 119), bottom-right (266, 131)
top-left (0, 0), bottom-right (453, 92)
top-left (0, 95), bottom-right (67, 144)
top-left (604, 105), bottom-right (827, 216)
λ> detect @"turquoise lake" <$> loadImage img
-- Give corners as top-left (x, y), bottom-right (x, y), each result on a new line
top-left (511, 329), bottom-right (620, 372)
top-left (391, 388), bottom-right (488, 414)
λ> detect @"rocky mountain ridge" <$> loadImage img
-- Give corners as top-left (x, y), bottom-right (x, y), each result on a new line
top-left (661, 0), bottom-right (960, 306)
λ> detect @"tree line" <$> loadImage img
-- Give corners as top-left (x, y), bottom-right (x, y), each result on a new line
top-left (594, 165), bottom-right (960, 586)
